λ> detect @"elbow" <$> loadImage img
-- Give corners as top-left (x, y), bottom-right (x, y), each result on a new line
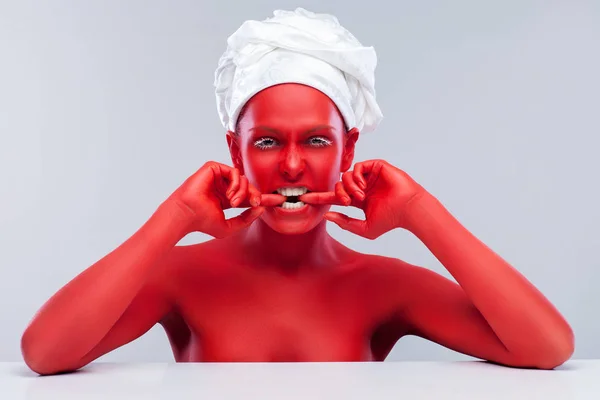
top-left (21, 329), bottom-right (52, 375)
top-left (532, 351), bottom-right (572, 370)
top-left (22, 357), bottom-right (57, 376)
top-left (541, 335), bottom-right (575, 370)
top-left (21, 329), bottom-right (76, 376)
top-left (500, 326), bottom-right (575, 370)
top-left (525, 328), bottom-right (575, 370)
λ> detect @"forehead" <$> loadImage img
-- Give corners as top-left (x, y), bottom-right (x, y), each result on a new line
top-left (237, 83), bottom-right (345, 132)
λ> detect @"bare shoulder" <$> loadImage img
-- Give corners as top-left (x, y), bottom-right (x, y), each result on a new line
top-left (339, 252), bottom-right (423, 287)
top-left (161, 238), bottom-right (243, 292)
top-left (336, 253), bottom-right (446, 315)
top-left (166, 240), bottom-right (220, 277)
top-left (366, 255), bottom-right (450, 300)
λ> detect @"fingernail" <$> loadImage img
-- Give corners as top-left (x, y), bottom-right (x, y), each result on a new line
top-left (231, 197), bottom-right (239, 205)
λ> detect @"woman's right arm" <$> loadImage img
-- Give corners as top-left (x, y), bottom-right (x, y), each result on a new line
top-left (20, 200), bottom-right (190, 375)
top-left (21, 161), bottom-right (279, 375)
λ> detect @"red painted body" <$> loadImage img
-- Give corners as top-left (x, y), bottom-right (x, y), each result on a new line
top-left (21, 84), bottom-right (574, 375)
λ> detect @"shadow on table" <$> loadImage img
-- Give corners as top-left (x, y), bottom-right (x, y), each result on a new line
top-left (9, 365), bottom-right (90, 378)
top-left (18, 363), bottom-right (168, 400)
top-left (473, 359), bottom-right (580, 371)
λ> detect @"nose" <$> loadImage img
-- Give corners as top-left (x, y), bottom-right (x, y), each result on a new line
top-left (279, 145), bottom-right (305, 180)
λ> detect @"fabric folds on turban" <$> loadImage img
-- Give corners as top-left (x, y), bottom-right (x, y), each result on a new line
top-left (214, 8), bottom-right (384, 133)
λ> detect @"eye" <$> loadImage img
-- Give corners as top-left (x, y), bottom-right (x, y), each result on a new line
top-left (307, 136), bottom-right (332, 147)
top-left (253, 137), bottom-right (279, 150)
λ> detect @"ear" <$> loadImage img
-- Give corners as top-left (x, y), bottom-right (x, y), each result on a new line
top-left (340, 128), bottom-right (360, 172)
top-left (226, 130), bottom-right (244, 174)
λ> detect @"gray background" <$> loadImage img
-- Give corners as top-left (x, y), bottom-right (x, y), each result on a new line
top-left (1, 0), bottom-right (598, 363)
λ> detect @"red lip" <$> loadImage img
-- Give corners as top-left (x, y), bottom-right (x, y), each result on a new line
top-left (272, 203), bottom-right (311, 215)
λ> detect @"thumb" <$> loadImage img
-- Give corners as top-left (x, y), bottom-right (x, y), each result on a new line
top-left (223, 207), bottom-right (265, 235)
top-left (324, 212), bottom-right (371, 238)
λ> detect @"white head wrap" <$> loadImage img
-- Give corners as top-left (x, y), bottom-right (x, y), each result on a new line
top-left (214, 8), bottom-right (383, 133)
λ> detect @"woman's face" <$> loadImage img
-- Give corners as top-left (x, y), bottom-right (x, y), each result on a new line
top-left (228, 83), bottom-right (359, 235)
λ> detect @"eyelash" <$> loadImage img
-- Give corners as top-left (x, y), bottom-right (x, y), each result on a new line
top-left (309, 137), bottom-right (332, 147)
top-left (253, 136), bottom-right (332, 150)
top-left (253, 138), bottom-right (277, 150)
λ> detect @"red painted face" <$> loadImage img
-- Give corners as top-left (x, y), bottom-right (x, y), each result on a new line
top-left (227, 83), bottom-right (359, 235)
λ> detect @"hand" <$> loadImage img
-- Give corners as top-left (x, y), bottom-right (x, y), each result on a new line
top-left (300, 159), bottom-right (426, 239)
top-left (166, 161), bottom-right (285, 238)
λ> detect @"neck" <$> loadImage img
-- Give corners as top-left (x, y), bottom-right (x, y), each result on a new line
top-left (233, 219), bottom-right (342, 272)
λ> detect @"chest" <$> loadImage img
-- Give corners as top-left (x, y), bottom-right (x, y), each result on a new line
top-left (170, 271), bottom-right (374, 362)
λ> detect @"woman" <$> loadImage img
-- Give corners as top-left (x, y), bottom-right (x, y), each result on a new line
top-left (21, 9), bottom-right (573, 375)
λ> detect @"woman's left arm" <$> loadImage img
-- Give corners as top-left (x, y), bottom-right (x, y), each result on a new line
top-left (300, 159), bottom-right (574, 369)
top-left (401, 191), bottom-right (574, 369)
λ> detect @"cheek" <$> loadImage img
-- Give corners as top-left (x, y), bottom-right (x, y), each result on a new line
top-left (242, 152), bottom-right (278, 184)
top-left (306, 149), bottom-right (343, 181)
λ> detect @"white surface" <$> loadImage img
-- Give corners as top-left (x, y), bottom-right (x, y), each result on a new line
top-left (2, 360), bottom-right (599, 399)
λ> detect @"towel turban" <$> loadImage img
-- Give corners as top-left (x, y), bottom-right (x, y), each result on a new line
top-left (214, 8), bottom-right (383, 133)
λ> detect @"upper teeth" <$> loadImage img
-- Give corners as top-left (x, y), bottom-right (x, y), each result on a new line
top-left (276, 187), bottom-right (308, 197)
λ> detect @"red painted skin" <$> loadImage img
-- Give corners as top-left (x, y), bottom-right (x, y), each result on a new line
top-left (21, 83), bottom-right (574, 375)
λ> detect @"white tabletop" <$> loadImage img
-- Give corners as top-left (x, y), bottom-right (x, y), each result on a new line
top-left (2, 360), bottom-right (598, 399)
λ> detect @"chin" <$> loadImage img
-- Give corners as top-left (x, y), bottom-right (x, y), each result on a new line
top-left (260, 206), bottom-right (327, 235)
top-left (266, 221), bottom-right (321, 235)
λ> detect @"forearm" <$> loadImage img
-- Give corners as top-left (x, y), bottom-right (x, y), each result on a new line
top-left (404, 193), bottom-right (574, 363)
top-left (21, 200), bottom-right (190, 367)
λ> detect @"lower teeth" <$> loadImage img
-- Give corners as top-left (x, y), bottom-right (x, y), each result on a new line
top-left (281, 201), bottom-right (305, 210)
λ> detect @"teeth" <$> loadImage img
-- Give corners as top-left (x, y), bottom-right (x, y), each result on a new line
top-left (276, 187), bottom-right (308, 197)
top-left (281, 201), bottom-right (305, 210)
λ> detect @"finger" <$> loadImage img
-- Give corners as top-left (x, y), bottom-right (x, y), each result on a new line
top-left (203, 162), bottom-right (231, 191)
top-left (231, 181), bottom-right (263, 208)
top-left (260, 193), bottom-right (286, 207)
top-left (220, 206), bottom-right (265, 237)
top-left (225, 167), bottom-right (241, 199)
top-left (353, 163), bottom-right (368, 190)
top-left (335, 181), bottom-right (353, 205)
top-left (231, 175), bottom-right (248, 207)
top-left (324, 211), bottom-right (370, 238)
top-left (248, 183), bottom-right (262, 207)
top-left (299, 191), bottom-right (341, 205)
top-left (205, 163), bottom-right (235, 209)
top-left (342, 171), bottom-right (365, 201)
top-left (360, 160), bottom-right (384, 188)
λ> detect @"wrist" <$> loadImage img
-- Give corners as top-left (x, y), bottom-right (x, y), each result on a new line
top-left (401, 191), bottom-right (440, 233)
top-left (145, 199), bottom-right (195, 243)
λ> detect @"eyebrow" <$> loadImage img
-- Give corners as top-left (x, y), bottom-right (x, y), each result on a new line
top-left (249, 125), bottom-right (334, 134)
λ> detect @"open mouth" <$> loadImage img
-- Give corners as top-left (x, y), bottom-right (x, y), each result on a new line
top-left (273, 187), bottom-right (310, 210)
